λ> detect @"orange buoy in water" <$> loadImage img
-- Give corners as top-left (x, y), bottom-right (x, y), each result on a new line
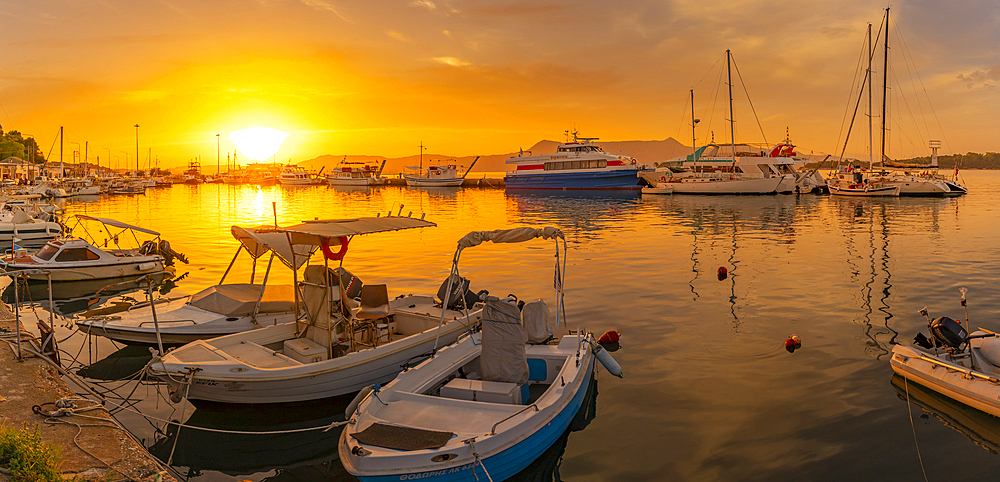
top-left (598, 330), bottom-right (620, 344)
top-left (717, 266), bottom-right (728, 281)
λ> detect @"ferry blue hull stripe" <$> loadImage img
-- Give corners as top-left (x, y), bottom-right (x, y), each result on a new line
top-left (505, 170), bottom-right (645, 190)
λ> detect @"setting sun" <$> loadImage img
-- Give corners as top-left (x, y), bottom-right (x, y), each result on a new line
top-left (229, 127), bottom-right (289, 162)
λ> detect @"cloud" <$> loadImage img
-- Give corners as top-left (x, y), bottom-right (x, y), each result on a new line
top-left (957, 66), bottom-right (1000, 89)
top-left (300, 0), bottom-right (350, 22)
top-left (433, 57), bottom-right (471, 67)
top-left (411, 0), bottom-right (436, 10)
top-left (386, 30), bottom-right (412, 42)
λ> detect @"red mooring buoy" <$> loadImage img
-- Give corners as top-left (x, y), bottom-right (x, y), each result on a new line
top-left (717, 266), bottom-right (728, 281)
top-left (785, 334), bottom-right (802, 353)
top-left (598, 330), bottom-right (620, 344)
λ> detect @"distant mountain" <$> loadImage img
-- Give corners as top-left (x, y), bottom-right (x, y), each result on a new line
top-left (299, 137), bottom-right (699, 174)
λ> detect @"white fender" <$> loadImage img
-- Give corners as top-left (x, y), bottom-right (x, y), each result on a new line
top-left (591, 341), bottom-right (623, 378)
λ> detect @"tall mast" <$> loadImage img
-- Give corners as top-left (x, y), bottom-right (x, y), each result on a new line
top-left (867, 23), bottom-right (873, 169)
top-left (727, 49), bottom-right (736, 164)
top-left (59, 126), bottom-right (63, 179)
top-left (690, 89), bottom-right (699, 161)
top-left (880, 8), bottom-right (889, 166)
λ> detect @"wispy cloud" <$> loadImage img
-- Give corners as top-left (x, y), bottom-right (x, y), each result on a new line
top-left (411, 0), bottom-right (436, 10)
top-left (300, 0), bottom-right (351, 22)
top-left (433, 57), bottom-right (471, 67)
top-left (957, 66), bottom-right (1000, 89)
top-left (386, 30), bottom-right (412, 42)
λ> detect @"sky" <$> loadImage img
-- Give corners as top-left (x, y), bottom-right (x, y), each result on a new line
top-left (1, 0), bottom-right (998, 169)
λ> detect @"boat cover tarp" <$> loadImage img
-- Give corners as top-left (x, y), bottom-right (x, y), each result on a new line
top-left (522, 299), bottom-right (553, 344)
top-left (350, 422), bottom-right (454, 451)
top-left (75, 215), bottom-right (160, 236)
top-left (457, 227), bottom-right (563, 249)
top-left (481, 298), bottom-right (529, 386)
top-left (189, 283), bottom-right (296, 317)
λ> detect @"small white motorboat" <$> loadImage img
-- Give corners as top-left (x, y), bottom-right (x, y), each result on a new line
top-left (0, 215), bottom-right (174, 281)
top-left (327, 159), bottom-right (387, 186)
top-left (891, 292), bottom-right (1000, 417)
top-left (340, 226), bottom-right (622, 482)
top-left (145, 216), bottom-right (485, 403)
top-left (641, 183), bottom-right (674, 195)
top-left (404, 157), bottom-right (478, 187)
top-left (0, 201), bottom-right (62, 243)
top-left (78, 217), bottom-right (427, 346)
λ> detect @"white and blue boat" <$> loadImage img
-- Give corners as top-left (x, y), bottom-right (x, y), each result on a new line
top-left (339, 226), bottom-right (622, 481)
top-left (505, 133), bottom-right (646, 190)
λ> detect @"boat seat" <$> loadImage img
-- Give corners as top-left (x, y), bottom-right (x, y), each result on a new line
top-left (976, 336), bottom-right (1000, 367)
top-left (189, 284), bottom-right (296, 317)
top-left (225, 341), bottom-right (301, 368)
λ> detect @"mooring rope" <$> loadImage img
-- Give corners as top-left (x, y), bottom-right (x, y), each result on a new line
top-left (903, 377), bottom-right (930, 482)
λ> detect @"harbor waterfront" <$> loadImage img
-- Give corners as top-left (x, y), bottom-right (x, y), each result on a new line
top-left (7, 172), bottom-right (1000, 480)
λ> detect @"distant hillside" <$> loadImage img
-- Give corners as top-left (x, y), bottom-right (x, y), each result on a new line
top-left (299, 137), bottom-right (699, 174)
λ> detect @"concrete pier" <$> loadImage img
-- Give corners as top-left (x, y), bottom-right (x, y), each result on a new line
top-left (0, 304), bottom-right (170, 481)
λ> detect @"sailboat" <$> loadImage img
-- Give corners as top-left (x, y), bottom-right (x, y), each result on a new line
top-left (641, 53), bottom-right (797, 195)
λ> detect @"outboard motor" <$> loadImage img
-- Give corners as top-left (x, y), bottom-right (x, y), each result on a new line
top-left (156, 239), bottom-right (189, 266)
top-left (930, 316), bottom-right (967, 350)
top-left (436, 274), bottom-right (479, 310)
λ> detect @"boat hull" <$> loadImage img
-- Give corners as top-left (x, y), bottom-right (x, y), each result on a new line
top-left (328, 178), bottom-right (386, 186)
top-left (828, 184), bottom-right (900, 196)
top-left (404, 176), bottom-right (465, 187)
top-left (505, 169), bottom-right (644, 190)
top-left (341, 334), bottom-right (597, 482)
top-left (658, 176), bottom-right (783, 194)
top-left (0, 222), bottom-right (62, 242)
top-left (148, 303), bottom-right (481, 403)
top-left (0, 258), bottom-right (164, 281)
top-left (890, 345), bottom-right (1000, 417)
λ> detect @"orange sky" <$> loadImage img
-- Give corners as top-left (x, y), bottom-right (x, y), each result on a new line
top-left (1, 0), bottom-right (998, 169)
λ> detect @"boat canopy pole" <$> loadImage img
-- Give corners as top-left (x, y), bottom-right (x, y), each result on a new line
top-left (286, 231), bottom-right (303, 337)
top-left (250, 252), bottom-right (276, 326)
top-left (218, 245), bottom-right (242, 285)
top-left (433, 246), bottom-right (464, 354)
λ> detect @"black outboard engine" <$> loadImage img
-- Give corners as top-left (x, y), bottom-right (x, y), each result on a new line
top-left (930, 316), bottom-right (967, 350)
top-left (333, 267), bottom-right (363, 300)
top-left (437, 274), bottom-right (479, 310)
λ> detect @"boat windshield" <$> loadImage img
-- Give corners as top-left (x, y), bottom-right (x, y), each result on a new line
top-left (35, 245), bottom-right (59, 261)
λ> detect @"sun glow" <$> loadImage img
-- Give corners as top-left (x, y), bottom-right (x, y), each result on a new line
top-left (230, 127), bottom-right (289, 161)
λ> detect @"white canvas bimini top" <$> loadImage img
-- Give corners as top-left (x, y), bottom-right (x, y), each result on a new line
top-left (75, 215), bottom-right (160, 236)
top-left (231, 216), bottom-right (435, 269)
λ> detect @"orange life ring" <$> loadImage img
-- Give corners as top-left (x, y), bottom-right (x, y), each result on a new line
top-left (321, 236), bottom-right (350, 260)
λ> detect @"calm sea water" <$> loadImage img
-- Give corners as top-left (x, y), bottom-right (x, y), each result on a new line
top-left (16, 171), bottom-right (1000, 481)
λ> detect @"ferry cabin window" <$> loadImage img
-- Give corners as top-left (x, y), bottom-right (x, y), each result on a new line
top-left (55, 248), bottom-right (102, 262)
top-left (35, 245), bottom-right (59, 260)
top-left (544, 160), bottom-right (607, 171)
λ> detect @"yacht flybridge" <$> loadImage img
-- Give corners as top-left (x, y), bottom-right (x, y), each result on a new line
top-left (145, 215), bottom-right (485, 403)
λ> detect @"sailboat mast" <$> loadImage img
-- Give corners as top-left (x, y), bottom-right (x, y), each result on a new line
top-left (59, 126), bottom-right (63, 179)
top-left (691, 89), bottom-right (698, 161)
top-left (880, 8), bottom-right (889, 167)
top-left (867, 23), bottom-right (873, 169)
top-left (727, 49), bottom-right (736, 164)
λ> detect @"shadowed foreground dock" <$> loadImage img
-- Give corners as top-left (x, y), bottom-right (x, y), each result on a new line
top-left (0, 304), bottom-right (170, 481)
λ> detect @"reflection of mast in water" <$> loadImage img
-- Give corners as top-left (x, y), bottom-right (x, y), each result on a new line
top-left (689, 230), bottom-right (700, 300)
top-left (728, 220), bottom-right (739, 330)
top-left (841, 199), bottom-right (898, 359)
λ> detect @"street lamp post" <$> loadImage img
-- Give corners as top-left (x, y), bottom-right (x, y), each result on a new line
top-left (134, 124), bottom-right (140, 176)
top-left (70, 142), bottom-right (80, 178)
